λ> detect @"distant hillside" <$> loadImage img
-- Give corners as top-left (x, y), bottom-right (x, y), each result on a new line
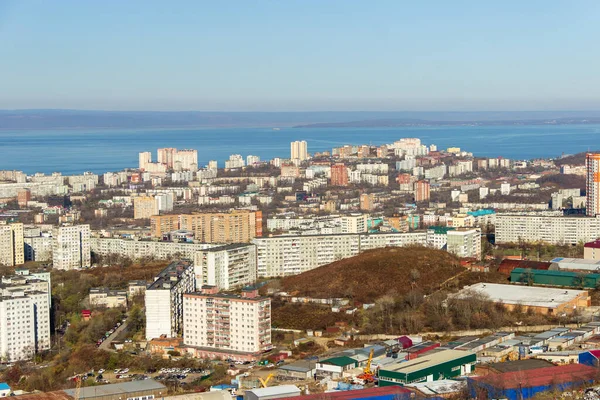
top-left (276, 246), bottom-right (463, 303)
top-left (554, 151), bottom-right (600, 167)
top-left (294, 117), bottom-right (600, 129)
top-left (3, 110), bottom-right (600, 130)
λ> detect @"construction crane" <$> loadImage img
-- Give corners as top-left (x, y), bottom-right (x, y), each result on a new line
top-left (356, 349), bottom-right (376, 383)
top-left (259, 374), bottom-right (274, 388)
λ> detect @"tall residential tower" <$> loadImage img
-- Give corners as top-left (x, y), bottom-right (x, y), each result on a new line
top-left (586, 153), bottom-right (600, 216)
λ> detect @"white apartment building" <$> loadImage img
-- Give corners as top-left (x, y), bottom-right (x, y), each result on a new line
top-left (496, 214), bottom-right (600, 245)
top-left (90, 238), bottom-right (218, 261)
top-left (183, 287), bottom-right (272, 360)
top-left (246, 155), bottom-right (260, 166)
top-left (193, 244), bottom-right (257, 290)
top-left (89, 288), bottom-right (128, 308)
top-left (145, 260), bottom-right (195, 340)
top-left (341, 214), bottom-right (368, 233)
top-left (24, 234), bottom-right (52, 262)
top-left (500, 182), bottom-right (512, 195)
top-left (253, 234), bottom-right (360, 277)
top-left (52, 225), bottom-right (91, 270)
top-left (424, 165), bottom-right (447, 181)
top-left (446, 228), bottom-right (482, 259)
top-left (0, 294), bottom-right (36, 362)
top-left (252, 232), bottom-right (431, 277)
top-left (0, 271), bottom-right (51, 360)
top-left (0, 223), bottom-right (24, 267)
top-left (173, 149), bottom-right (198, 171)
top-left (396, 158), bottom-right (416, 171)
top-left (356, 163), bottom-right (389, 174)
top-left (225, 154), bottom-right (245, 170)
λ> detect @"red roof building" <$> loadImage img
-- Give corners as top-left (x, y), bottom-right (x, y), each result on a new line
top-left (285, 386), bottom-right (412, 400)
top-left (468, 364), bottom-right (597, 400)
top-left (498, 259), bottom-right (551, 276)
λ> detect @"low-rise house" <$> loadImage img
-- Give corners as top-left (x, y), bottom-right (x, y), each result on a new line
top-left (316, 356), bottom-right (359, 379)
top-left (277, 360), bottom-right (317, 380)
top-left (88, 288), bottom-right (127, 308)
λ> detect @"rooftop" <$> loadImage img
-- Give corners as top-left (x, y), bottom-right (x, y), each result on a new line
top-left (470, 364), bottom-right (597, 389)
top-left (63, 380), bottom-right (166, 399)
top-left (148, 260), bottom-right (192, 290)
top-left (453, 282), bottom-right (588, 308)
top-left (484, 359), bottom-right (555, 373)
top-left (382, 350), bottom-right (473, 374)
top-left (244, 385), bottom-right (300, 397)
top-left (405, 379), bottom-right (465, 396)
top-left (318, 356), bottom-right (358, 367)
top-left (284, 386), bottom-right (412, 400)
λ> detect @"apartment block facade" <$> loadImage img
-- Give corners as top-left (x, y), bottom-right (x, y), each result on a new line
top-left (0, 271), bottom-right (51, 361)
top-left (253, 232), bottom-right (432, 277)
top-left (446, 228), bottom-right (482, 259)
top-left (496, 214), bottom-right (600, 245)
top-left (52, 225), bottom-right (91, 270)
top-left (145, 260), bottom-right (195, 340)
top-left (193, 244), bottom-right (257, 290)
top-left (0, 222), bottom-right (24, 267)
top-left (150, 210), bottom-right (262, 243)
top-left (90, 238), bottom-right (218, 261)
top-left (183, 287), bottom-right (272, 361)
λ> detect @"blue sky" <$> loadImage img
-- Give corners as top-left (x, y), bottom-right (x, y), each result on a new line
top-left (1, 1), bottom-right (599, 111)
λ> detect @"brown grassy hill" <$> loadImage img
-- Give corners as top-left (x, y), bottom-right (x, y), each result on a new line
top-left (276, 245), bottom-right (463, 303)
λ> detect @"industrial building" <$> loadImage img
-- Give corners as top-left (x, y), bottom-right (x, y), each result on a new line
top-left (277, 360), bottom-right (317, 380)
top-left (378, 350), bottom-right (476, 386)
top-left (511, 267), bottom-right (600, 289)
top-left (468, 364), bottom-right (597, 400)
top-left (64, 379), bottom-right (167, 400)
top-left (453, 282), bottom-right (590, 315)
top-left (550, 257), bottom-right (600, 272)
top-left (284, 386), bottom-right (413, 400)
top-left (497, 259), bottom-right (551, 276)
top-left (315, 356), bottom-right (359, 379)
top-left (243, 385), bottom-right (301, 400)
top-left (584, 240), bottom-right (600, 260)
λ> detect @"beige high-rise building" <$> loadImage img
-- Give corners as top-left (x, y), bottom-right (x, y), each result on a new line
top-left (173, 149), bottom-right (198, 171)
top-left (157, 148), bottom-right (177, 169)
top-left (587, 153), bottom-right (600, 216)
top-left (133, 196), bottom-right (159, 219)
top-left (151, 210), bottom-right (262, 243)
top-left (183, 287), bottom-right (272, 360)
top-left (0, 222), bottom-right (24, 266)
top-left (290, 140), bottom-right (308, 161)
top-left (138, 152), bottom-right (152, 171)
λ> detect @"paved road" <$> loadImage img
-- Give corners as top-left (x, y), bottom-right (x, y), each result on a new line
top-left (99, 321), bottom-right (128, 351)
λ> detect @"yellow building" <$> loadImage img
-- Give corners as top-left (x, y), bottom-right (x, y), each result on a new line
top-left (447, 147), bottom-right (461, 154)
top-left (133, 196), bottom-right (158, 220)
top-left (151, 210), bottom-right (261, 243)
top-left (0, 222), bottom-right (24, 266)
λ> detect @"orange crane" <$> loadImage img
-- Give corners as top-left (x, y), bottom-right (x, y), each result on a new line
top-left (356, 349), bottom-right (376, 383)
